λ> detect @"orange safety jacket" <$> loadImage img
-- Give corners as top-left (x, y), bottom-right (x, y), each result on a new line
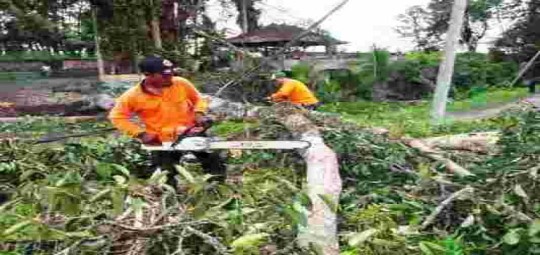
top-left (108, 77), bottom-right (208, 142)
top-left (270, 78), bottom-right (319, 105)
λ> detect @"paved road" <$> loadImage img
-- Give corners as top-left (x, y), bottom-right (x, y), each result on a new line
top-left (448, 93), bottom-right (540, 120)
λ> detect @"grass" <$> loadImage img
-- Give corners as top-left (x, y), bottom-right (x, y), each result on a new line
top-left (319, 100), bottom-right (518, 138)
top-left (447, 88), bottom-right (529, 112)
top-left (210, 120), bottom-right (258, 137)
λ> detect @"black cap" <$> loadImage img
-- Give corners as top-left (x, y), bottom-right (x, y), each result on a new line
top-left (138, 56), bottom-right (173, 75)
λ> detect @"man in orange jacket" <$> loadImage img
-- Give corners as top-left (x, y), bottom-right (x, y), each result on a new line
top-left (108, 56), bottom-right (226, 185)
top-left (267, 71), bottom-right (321, 110)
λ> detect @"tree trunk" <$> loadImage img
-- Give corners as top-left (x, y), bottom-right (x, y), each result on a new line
top-left (150, 19), bottom-right (163, 50)
top-left (421, 131), bottom-right (500, 153)
top-left (242, 0), bottom-right (249, 33)
top-left (431, 0), bottom-right (468, 123)
top-left (92, 8), bottom-right (105, 81)
top-left (272, 104), bottom-right (342, 255)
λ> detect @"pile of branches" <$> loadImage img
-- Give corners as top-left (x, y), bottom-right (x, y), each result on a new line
top-left (0, 103), bottom-right (538, 254)
top-left (309, 107), bottom-right (540, 254)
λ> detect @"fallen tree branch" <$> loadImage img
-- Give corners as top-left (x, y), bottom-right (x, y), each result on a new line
top-left (104, 221), bottom-right (197, 232)
top-left (214, 0), bottom-right (350, 97)
top-left (420, 186), bottom-right (474, 230)
top-left (185, 226), bottom-right (229, 254)
top-left (421, 131), bottom-right (500, 153)
top-left (405, 139), bottom-right (475, 177)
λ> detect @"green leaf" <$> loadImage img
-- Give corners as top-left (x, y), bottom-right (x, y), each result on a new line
top-left (96, 162), bottom-right (113, 179)
top-left (2, 220), bottom-right (33, 236)
top-left (348, 228), bottom-right (378, 246)
top-left (419, 241), bottom-right (445, 255)
top-left (318, 194), bottom-right (338, 213)
top-left (371, 238), bottom-right (401, 247)
top-left (529, 220), bottom-right (540, 237)
top-left (419, 242), bottom-right (434, 255)
top-left (111, 164), bottom-right (130, 176)
top-left (89, 188), bottom-right (111, 202)
top-left (460, 215), bottom-right (475, 228)
top-left (230, 233), bottom-right (269, 249)
top-left (514, 185), bottom-right (529, 200)
top-left (113, 175), bottom-right (126, 185)
top-left (175, 165), bottom-right (195, 184)
top-left (503, 229), bottom-right (522, 245)
top-left (111, 189), bottom-right (125, 215)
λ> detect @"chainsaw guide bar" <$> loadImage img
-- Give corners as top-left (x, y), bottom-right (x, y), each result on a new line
top-left (141, 137), bottom-right (311, 151)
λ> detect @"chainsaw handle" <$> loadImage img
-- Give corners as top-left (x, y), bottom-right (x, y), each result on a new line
top-left (171, 118), bottom-right (214, 147)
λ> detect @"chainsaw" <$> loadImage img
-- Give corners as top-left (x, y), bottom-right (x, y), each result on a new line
top-left (141, 117), bottom-right (311, 152)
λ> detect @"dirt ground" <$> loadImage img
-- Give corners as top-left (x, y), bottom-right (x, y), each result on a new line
top-left (0, 77), bottom-right (99, 117)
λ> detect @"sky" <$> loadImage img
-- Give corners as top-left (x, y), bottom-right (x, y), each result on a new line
top-left (206, 0), bottom-right (507, 53)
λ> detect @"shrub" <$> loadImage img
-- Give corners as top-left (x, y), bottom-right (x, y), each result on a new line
top-left (290, 62), bottom-right (310, 84)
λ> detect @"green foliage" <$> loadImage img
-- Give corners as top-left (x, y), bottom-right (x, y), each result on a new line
top-left (405, 52), bottom-right (441, 67)
top-left (402, 51), bottom-right (519, 93)
top-left (452, 52), bottom-right (518, 92)
top-left (210, 120), bottom-right (258, 137)
top-left (0, 104), bottom-right (538, 254)
top-left (318, 107), bottom-right (540, 254)
top-left (317, 75), bottom-right (343, 103)
top-left (0, 117), bottom-right (113, 139)
top-left (348, 50), bottom-right (392, 100)
top-left (290, 63), bottom-right (311, 84)
top-left (0, 51), bottom-right (97, 62)
top-left (344, 205), bottom-right (410, 255)
top-left (319, 97), bottom-right (522, 138)
top-left (448, 88), bottom-right (528, 110)
top-left (397, 0), bottom-right (504, 51)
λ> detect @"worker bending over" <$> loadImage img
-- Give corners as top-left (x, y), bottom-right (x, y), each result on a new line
top-left (267, 71), bottom-right (321, 110)
top-left (108, 56), bottom-right (226, 186)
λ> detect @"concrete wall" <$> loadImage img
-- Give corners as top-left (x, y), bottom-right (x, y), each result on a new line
top-left (0, 60), bottom-right (114, 72)
top-left (268, 55), bottom-right (359, 72)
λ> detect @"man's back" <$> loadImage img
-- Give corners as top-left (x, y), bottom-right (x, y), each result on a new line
top-left (272, 78), bottom-right (319, 105)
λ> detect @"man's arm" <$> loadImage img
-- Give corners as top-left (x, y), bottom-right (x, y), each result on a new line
top-left (271, 81), bottom-right (294, 102)
top-left (108, 95), bottom-right (145, 137)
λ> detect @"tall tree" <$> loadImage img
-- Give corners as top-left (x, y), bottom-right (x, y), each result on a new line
top-left (495, 0), bottom-right (539, 58)
top-left (395, 6), bottom-right (433, 51)
top-left (397, 0), bottom-right (503, 52)
top-left (231, 0), bottom-right (260, 33)
top-left (431, 0), bottom-right (468, 123)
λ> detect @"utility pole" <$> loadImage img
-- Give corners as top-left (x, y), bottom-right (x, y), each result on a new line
top-left (92, 7), bottom-right (105, 81)
top-left (242, 0), bottom-right (249, 33)
top-left (431, 0), bottom-right (468, 123)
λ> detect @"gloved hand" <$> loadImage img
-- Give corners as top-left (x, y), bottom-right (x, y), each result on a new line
top-left (195, 113), bottom-right (213, 127)
top-left (137, 132), bottom-right (161, 145)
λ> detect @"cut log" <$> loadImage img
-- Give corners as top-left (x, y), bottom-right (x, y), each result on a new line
top-left (405, 139), bottom-right (474, 177)
top-left (421, 132), bottom-right (499, 153)
top-left (272, 103), bottom-right (342, 255)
